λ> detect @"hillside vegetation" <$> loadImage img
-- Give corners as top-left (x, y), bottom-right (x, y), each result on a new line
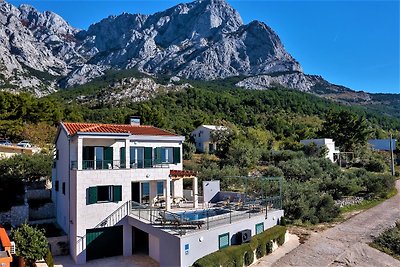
top-left (0, 79), bottom-right (398, 224)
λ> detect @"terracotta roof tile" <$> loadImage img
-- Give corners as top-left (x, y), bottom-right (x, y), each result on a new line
top-left (0, 226), bottom-right (11, 248)
top-left (62, 122), bottom-right (177, 136)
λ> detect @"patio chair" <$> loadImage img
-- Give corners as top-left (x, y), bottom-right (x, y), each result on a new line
top-left (158, 211), bottom-right (205, 229)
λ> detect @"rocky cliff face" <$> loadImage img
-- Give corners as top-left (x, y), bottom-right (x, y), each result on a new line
top-left (0, 0), bottom-right (389, 109)
top-left (0, 1), bottom-right (87, 95)
top-left (0, 0), bottom-right (302, 93)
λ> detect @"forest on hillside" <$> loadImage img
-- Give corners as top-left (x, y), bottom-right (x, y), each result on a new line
top-left (0, 83), bottom-right (398, 224)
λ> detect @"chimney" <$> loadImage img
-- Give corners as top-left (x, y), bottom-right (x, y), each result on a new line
top-left (129, 116), bottom-right (141, 126)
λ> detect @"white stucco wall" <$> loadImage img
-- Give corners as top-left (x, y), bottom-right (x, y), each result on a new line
top-left (300, 138), bottom-right (338, 162)
top-left (53, 129), bottom-right (71, 235)
top-left (179, 209), bottom-right (284, 267)
top-left (58, 133), bottom-right (184, 264)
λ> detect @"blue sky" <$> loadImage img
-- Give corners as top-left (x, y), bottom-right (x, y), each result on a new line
top-left (8, 0), bottom-right (400, 94)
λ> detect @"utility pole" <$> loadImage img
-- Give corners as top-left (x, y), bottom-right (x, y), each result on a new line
top-left (389, 133), bottom-right (395, 176)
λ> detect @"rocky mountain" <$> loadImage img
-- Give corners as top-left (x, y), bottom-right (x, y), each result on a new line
top-left (0, 0), bottom-right (301, 92)
top-left (74, 77), bottom-right (191, 106)
top-left (0, 0), bottom-right (398, 117)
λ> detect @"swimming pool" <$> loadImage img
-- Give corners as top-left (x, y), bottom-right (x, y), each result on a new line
top-left (176, 209), bottom-right (230, 221)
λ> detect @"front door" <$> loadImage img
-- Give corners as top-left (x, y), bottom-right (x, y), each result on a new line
top-left (131, 182), bottom-right (140, 203)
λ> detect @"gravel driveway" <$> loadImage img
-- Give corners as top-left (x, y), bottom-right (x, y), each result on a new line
top-left (272, 180), bottom-right (400, 267)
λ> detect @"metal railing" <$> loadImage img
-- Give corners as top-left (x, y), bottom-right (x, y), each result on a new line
top-left (128, 200), bottom-right (272, 236)
top-left (71, 159), bottom-right (170, 170)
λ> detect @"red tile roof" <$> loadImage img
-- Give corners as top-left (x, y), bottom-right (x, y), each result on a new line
top-left (62, 122), bottom-right (177, 137)
top-left (0, 226), bottom-right (11, 248)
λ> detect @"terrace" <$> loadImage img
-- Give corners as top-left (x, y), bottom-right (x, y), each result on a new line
top-left (92, 176), bottom-right (283, 236)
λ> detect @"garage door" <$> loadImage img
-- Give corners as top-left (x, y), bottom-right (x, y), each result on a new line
top-left (86, 225), bottom-right (123, 261)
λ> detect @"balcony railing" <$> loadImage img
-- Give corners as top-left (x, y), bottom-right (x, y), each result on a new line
top-left (70, 159), bottom-right (170, 170)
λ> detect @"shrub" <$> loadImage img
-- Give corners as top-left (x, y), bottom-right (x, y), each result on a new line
top-left (244, 246), bottom-right (254, 266)
top-left (372, 221), bottom-right (400, 259)
top-left (266, 241), bottom-right (273, 254)
top-left (255, 242), bottom-right (266, 259)
top-left (193, 226), bottom-right (287, 266)
top-left (365, 159), bottom-right (387, 172)
top-left (280, 216), bottom-right (287, 226)
top-left (45, 249), bottom-right (54, 267)
top-left (277, 234), bottom-right (285, 246)
top-left (11, 223), bottom-right (48, 266)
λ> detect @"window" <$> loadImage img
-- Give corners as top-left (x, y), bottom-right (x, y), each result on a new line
top-left (55, 181), bottom-right (59, 192)
top-left (219, 233), bottom-right (230, 249)
top-left (97, 186), bottom-right (113, 202)
top-left (255, 223), bottom-right (264, 235)
top-left (87, 185), bottom-right (122, 204)
top-left (82, 146), bottom-right (113, 169)
top-left (154, 147), bottom-right (181, 164)
top-left (141, 182), bottom-right (149, 204)
top-left (95, 147), bottom-right (103, 169)
top-left (161, 147), bottom-right (173, 163)
top-left (62, 182), bottom-right (66, 195)
top-left (157, 181), bottom-right (164, 196)
top-left (130, 147), bottom-right (145, 168)
top-left (55, 149), bottom-right (59, 160)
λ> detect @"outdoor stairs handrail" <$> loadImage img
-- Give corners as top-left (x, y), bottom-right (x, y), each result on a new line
top-left (76, 200), bottom-right (131, 247)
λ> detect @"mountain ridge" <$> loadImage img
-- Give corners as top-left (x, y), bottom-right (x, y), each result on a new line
top-left (0, 0), bottom-right (398, 118)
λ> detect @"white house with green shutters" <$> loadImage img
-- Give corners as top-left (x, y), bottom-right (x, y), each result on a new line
top-left (52, 120), bottom-right (285, 266)
top-left (52, 120), bottom-right (189, 264)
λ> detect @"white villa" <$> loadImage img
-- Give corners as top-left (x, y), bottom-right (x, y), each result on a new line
top-left (300, 138), bottom-right (340, 162)
top-left (191, 125), bottom-right (228, 153)
top-left (52, 120), bottom-right (284, 266)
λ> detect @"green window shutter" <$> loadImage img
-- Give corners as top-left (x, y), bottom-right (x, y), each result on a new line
top-left (219, 233), bottom-right (230, 249)
top-left (255, 222), bottom-right (264, 235)
top-left (103, 147), bottom-right (113, 169)
top-left (87, 187), bottom-right (98, 205)
top-left (173, 147), bottom-right (181, 164)
top-left (154, 147), bottom-right (162, 164)
top-left (144, 147), bottom-right (153, 168)
top-left (113, 185), bottom-right (122, 202)
top-left (120, 147), bottom-right (126, 168)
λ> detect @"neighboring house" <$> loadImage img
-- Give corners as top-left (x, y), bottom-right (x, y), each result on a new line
top-left (0, 226), bottom-right (13, 267)
top-left (191, 125), bottom-right (228, 153)
top-left (368, 139), bottom-right (397, 151)
top-left (0, 145), bottom-right (35, 159)
top-left (300, 138), bottom-right (340, 162)
top-left (52, 120), bottom-right (284, 266)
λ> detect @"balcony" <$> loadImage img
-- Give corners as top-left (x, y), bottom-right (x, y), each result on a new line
top-left (70, 159), bottom-right (170, 170)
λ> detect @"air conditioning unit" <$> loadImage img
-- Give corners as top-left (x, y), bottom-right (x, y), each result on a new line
top-left (236, 229), bottom-right (251, 244)
top-left (10, 241), bottom-right (16, 254)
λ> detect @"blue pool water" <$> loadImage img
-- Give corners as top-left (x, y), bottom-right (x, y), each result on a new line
top-left (176, 209), bottom-right (230, 221)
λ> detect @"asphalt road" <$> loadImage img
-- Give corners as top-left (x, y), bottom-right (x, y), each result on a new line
top-left (272, 180), bottom-right (400, 267)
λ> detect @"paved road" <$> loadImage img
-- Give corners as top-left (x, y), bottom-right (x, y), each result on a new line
top-left (272, 180), bottom-right (400, 267)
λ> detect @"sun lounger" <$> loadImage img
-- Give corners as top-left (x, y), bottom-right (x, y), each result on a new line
top-left (158, 211), bottom-right (205, 229)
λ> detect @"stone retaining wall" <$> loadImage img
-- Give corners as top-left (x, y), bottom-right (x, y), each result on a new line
top-left (29, 203), bottom-right (55, 221)
top-left (26, 189), bottom-right (51, 200)
top-left (0, 204), bottom-right (29, 226)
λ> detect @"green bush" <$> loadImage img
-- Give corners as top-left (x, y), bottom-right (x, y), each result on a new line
top-left (11, 223), bottom-right (48, 266)
top-left (255, 242), bottom-right (266, 259)
top-left (280, 216), bottom-right (287, 226)
top-left (266, 241), bottom-right (273, 254)
top-left (373, 221), bottom-right (400, 258)
top-left (45, 249), bottom-right (54, 267)
top-left (365, 159), bottom-right (387, 172)
top-left (192, 226), bottom-right (287, 267)
top-left (244, 246), bottom-right (254, 266)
